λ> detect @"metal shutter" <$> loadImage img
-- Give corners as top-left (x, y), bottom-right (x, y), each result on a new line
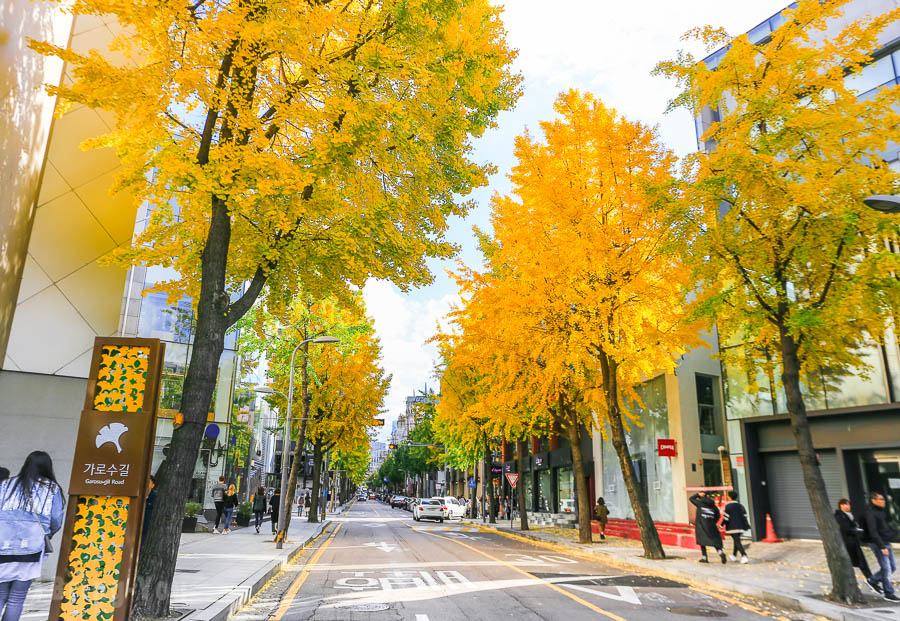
top-left (762, 450), bottom-right (843, 540)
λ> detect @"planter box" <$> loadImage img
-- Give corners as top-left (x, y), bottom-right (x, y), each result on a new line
top-left (236, 514), bottom-right (251, 527)
top-left (182, 516), bottom-right (198, 533)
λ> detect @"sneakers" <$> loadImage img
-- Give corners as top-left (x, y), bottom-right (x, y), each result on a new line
top-left (212, 528), bottom-right (219, 534)
top-left (884, 593), bottom-right (900, 602)
top-left (719, 550), bottom-right (727, 564)
top-left (600, 534), bottom-right (605, 540)
top-left (740, 556), bottom-right (749, 564)
top-left (866, 580), bottom-right (883, 595)
top-left (729, 555), bottom-right (737, 562)
top-left (255, 525), bottom-right (260, 534)
top-left (699, 557), bottom-right (709, 563)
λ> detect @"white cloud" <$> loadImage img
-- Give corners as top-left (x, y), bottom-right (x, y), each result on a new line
top-left (363, 280), bottom-right (460, 441)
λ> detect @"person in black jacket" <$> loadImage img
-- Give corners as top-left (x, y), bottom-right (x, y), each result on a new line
top-left (269, 489), bottom-right (281, 535)
top-left (690, 492), bottom-right (726, 563)
top-left (834, 499), bottom-right (874, 590)
top-left (252, 487), bottom-right (267, 534)
top-left (723, 491), bottom-right (750, 564)
top-left (863, 492), bottom-right (898, 601)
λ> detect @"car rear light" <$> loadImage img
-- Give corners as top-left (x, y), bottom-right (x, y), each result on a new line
top-left (442, 506), bottom-right (447, 511)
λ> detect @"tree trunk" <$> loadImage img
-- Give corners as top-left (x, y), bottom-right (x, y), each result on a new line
top-left (600, 352), bottom-right (665, 559)
top-left (779, 327), bottom-right (862, 604)
top-left (308, 442), bottom-right (323, 523)
top-left (282, 341), bottom-right (310, 539)
top-left (133, 197), bottom-right (233, 619)
top-left (484, 433), bottom-right (496, 523)
top-left (560, 393), bottom-right (592, 544)
top-left (516, 438), bottom-right (529, 531)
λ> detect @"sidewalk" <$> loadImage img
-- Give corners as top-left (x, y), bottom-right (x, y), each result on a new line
top-left (21, 511), bottom-right (335, 621)
top-left (467, 519), bottom-right (900, 621)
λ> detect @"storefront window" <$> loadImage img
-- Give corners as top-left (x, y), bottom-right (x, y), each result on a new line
top-left (537, 470), bottom-right (553, 513)
top-left (558, 467), bottom-right (574, 515)
top-left (601, 375), bottom-right (674, 522)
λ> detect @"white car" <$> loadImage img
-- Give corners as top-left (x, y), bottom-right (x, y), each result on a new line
top-left (434, 496), bottom-right (466, 520)
top-left (413, 498), bottom-right (445, 522)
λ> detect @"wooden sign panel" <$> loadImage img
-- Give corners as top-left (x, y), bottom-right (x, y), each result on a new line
top-left (49, 337), bottom-right (164, 621)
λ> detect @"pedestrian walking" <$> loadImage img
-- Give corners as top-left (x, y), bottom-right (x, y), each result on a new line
top-left (304, 493), bottom-right (311, 514)
top-left (690, 492), bottom-right (726, 564)
top-left (862, 491), bottom-right (898, 601)
top-left (594, 497), bottom-right (609, 540)
top-left (0, 451), bottom-right (64, 621)
top-left (296, 491), bottom-right (303, 517)
top-left (252, 487), bottom-right (266, 534)
top-left (222, 484), bottom-right (238, 534)
top-left (269, 489), bottom-right (281, 535)
top-left (834, 498), bottom-right (874, 589)
top-left (210, 476), bottom-right (227, 534)
top-left (723, 491), bottom-right (751, 563)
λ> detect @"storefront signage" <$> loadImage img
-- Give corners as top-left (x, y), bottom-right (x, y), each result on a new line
top-left (533, 453), bottom-right (550, 470)
top-left (504, 462), bottom-right (514, 473)
top-left (657, 438), bottom-right (677, 457)
top-left (735, 455), bottom-right (744, 466)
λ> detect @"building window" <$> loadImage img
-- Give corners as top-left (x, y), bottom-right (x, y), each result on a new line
top-left (696, 374), bottom-right (719, 436)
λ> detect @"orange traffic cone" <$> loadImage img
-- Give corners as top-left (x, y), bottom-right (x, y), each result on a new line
top-left (761, 513), bottom-right (782, 543)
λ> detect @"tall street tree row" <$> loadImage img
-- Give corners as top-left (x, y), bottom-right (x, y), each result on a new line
top-left (656, 0), bottom-right (900, 602)
top-left (33, 1), bottom-right (519, 615)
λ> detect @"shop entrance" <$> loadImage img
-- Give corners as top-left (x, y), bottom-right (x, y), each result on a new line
top-left (860, 449), bottom-right (900, 543)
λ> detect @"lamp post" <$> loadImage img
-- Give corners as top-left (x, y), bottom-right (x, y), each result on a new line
top-left (254, 335), bottom-right (339, 549)
top-left (863, 195), bottom-right (900, 213)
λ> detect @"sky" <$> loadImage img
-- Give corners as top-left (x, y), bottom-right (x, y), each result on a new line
top-left (363, 0), bottom-right (789, 442)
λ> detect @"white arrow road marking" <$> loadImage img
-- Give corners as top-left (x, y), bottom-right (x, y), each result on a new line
top-left (415, 616), bottom-right (430, 621)
top-left (363, 541), bottom-right (398, 552)
top-left (562, 583), bottom-right (641, 605)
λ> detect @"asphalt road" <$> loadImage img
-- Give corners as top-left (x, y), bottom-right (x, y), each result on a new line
top-left (233, 500), bottom-right (816, 621)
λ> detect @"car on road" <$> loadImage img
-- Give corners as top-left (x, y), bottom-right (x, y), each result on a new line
top-left (368, 493), bottom-right (376, 500)
top-left (357, 493), bottom-right (367, 501)
top-left (403, 497), bottom-right (416, 511)
top-left (434, 496), bottom-right (466, 520)
top-left (390, 495), bottom-right (405, 509)
top-left (414, 498), bottom-right (445, 522)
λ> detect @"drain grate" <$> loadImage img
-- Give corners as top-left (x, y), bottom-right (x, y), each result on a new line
top-left (666, 606), bottom-right (728, 618)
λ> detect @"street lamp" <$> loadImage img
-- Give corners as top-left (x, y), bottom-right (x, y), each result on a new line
top-left (863, 194), bottom-right (900, 213)
top-left (254, 334), bottom-right (338, 548)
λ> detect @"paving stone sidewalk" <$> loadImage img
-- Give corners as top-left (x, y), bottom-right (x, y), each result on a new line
top-left (20, 511), bottom-right (336, 621)
top-left (467, 519), bottom-right (900, 621)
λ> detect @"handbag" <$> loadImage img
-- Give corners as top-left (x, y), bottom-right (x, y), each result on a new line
top-left (29, 509), bottom-right (52, 553)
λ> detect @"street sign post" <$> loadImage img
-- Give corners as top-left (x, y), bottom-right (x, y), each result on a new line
top-left (504, 473), bottom-right (520, 527)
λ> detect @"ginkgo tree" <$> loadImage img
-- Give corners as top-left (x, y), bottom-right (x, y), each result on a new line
top-left (33, 0), bottom-right (518, 615)
top-left (654, 0), bottom-right (900, 602)
top-left (445, 90), bottom-right (703, 552)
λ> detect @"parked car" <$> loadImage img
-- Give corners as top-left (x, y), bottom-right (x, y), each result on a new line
top-left (434, 496), bottom-right (466, 520)
top-left (390, 495), bottom-right (405, 509)
top-left (404, 497), bottom-right (419, 512)
top-left (414, 498), bottom-right (445, 522)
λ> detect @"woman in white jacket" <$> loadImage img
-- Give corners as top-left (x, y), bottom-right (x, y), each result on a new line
top-left (0, 451), bottom-right (64, 621)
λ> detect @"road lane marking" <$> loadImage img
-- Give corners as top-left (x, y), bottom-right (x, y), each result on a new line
top-left (272, 522), bottom-right (343, 620)
top-left (415, 616), bottom-right (429, 621)
top-left (562, 583), bottom-right (641, 605)
top-left (412, 526), bottom-right (628, 621)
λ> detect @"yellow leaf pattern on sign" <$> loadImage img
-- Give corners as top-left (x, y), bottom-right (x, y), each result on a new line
top-left (57, 496), bottom-right (129, 621)
top-left (93, 346), bottom-right (149, 412)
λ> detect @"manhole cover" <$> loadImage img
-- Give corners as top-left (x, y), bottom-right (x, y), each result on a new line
top-left (339, 603), bottom-right (391, 612)
top-left (666, 607), bottom-right (728, 618)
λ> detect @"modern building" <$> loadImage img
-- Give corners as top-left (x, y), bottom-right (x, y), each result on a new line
top-left (1, 3), bottom-right (241, 576)
top-left (694, 1), bottom-right (900, 541)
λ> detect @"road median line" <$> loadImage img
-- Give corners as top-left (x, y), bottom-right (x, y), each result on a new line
top-left (272, 522), bottom-right (343, 620)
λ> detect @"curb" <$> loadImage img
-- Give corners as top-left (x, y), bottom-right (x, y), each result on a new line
top-left (185, 520), bottom-right (330, 621)
top-left (466, 521), bottom-right (897, 621)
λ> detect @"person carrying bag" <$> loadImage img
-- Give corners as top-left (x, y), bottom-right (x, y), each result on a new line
top-left (0, 451), bottom-right (65, 621)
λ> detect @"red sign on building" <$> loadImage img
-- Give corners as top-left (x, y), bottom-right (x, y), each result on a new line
top-left (657, 438), bottom-right (677, 457)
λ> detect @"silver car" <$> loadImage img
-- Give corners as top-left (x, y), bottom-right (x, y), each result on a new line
top-left (413, 498), bottom-right (445, 522)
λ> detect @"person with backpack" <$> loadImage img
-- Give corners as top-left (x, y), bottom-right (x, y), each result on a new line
top-left (222, 484), bottom-right (238, 534)
top-left (834, 498), bottom-right (874, 590)
top-left (0, 451), bottom-right (65, 621)
top-left (723, 491), bottom-right (751, 563)
top-left (690, 492), bottom-right (726, 563)
top-left (210, 476), bottom-right (227, 534)
top-left (593, 497), bottom-right (609, 540)
top-left (252, 487), bottom-right (266, 534)
top-left (863, 491), bottom-right (898, 602)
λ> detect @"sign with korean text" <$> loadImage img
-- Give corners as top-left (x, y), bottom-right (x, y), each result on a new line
top-left (70, 411), bottom-right (154, 496)
top-left (657, 438), bottom-right (677, 457)
top-left (505, 473), bottom-right (519, 487)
